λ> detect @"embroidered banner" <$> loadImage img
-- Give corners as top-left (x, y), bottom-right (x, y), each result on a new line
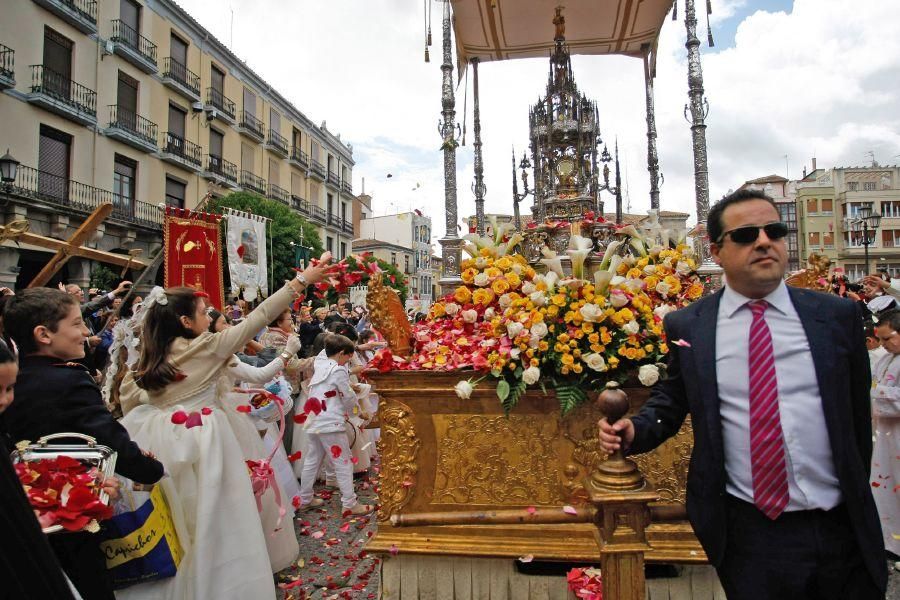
top-left (163, 206), bottom-right (224, 310)
top-left (224, 208), bottom-right (269, 302)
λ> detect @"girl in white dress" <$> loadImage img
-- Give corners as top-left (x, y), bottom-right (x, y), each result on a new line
top-left (871, 314), bottom-right (900, 561)
top-left (116, 257), bottom-right (329, 600)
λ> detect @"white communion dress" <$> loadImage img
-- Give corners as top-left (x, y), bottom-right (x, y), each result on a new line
top-left (116, 284), bottom-right (299, 600)
top-left (871, 351), bottom-right (900, 556)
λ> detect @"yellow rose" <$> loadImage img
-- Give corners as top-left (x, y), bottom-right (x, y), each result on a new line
top-left (588, 333), bottom-right (600, 344)
top-left (461, 268), bottom-right (478, 284)
top-left (431, 303), bottom-right (446, 318)
top-left (616, 263), bottom-right (629, 275)
top-left (546, 305), bottom-right (559, 317)
top-left (552, 294), bottom-right (567, 307)
top-left (608, 356), bottom-right (620, 367)
top-left (472, 288), bottom-right (496, 306)
top-left (479, 248), bottom-right (493, 257)
top-left (492, 278), bottom-right (511, 295)
top-left (627, 268), bottom-right (643, 280)
top-left (454, 286), bottom-right (472, 304)
top-left (582, 322), bottom-right (595, 333)
top-left (485, 267), bottom-right (502, 280)
top-left (539, 341), bottom-right (550, 352)
top-left (495, 257), bottom-right (513, 271)
top-left (686, 283), bottom-right (704, 299)
top-left (504, 272), bottom-right (522, 288)
top-left (572, 363), bottom-right (583, 374)
top-left (561, 354), bottom-right (575, 365)
top-left (664, 275), bottom-right (682, 294)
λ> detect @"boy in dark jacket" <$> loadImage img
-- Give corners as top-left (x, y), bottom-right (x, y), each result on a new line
top-left (1, 288), bottom-right (164, 600)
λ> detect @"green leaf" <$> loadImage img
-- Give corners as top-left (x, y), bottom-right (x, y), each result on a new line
top-left (496, 379), bottom-right (511, 401)
top-left (554, 382), bottom-right (587, 415)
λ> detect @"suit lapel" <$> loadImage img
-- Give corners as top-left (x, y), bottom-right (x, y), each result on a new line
top-left (788, 288), bottom-right (842, 455)
top-left (691, 290), bottom-right (725, 459)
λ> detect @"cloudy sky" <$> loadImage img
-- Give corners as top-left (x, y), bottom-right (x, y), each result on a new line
top-left (176, 0), bottom-right (900, 239)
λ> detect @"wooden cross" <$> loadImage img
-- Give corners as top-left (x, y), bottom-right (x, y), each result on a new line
top-left (21, 203), bottom-right (148, 288)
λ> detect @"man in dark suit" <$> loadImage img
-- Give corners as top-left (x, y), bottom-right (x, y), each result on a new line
top-left (600, 189), bottom-right (887, 599)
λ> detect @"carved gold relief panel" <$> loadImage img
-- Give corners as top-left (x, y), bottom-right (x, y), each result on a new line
top-left (377, 400), bottom-right (420, 522)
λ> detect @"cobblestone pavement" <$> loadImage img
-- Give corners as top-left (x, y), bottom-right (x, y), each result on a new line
top-left (276, 466), bottom-right (381, 600)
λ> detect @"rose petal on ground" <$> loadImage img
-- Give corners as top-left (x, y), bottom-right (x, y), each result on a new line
top-left (518, 554), bottom-right (534, 563)
top-left (339, 522), bottom-right (351, 533)
top-left (389, 544), bottom-right (399, 555)
top-left (311, 530), bottom-right (325, 539)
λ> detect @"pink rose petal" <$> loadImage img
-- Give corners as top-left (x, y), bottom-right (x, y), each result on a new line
top-left (563, 505), bottom-right (578, 515)
top-left (518, 554), bottom-right (534, 563)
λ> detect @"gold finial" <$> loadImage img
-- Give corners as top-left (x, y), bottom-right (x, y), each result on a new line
top-left (553, 6), bottom-right (566, 40)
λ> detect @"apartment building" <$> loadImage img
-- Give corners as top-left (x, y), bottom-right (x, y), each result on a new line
top-left (737, 175), bottom-right (800, 271)
top-left (0, 0), bottom-right (356, 288)
top-left (357, 211), bottom-right (433, 302)
top-left (796, 164), bottom-right (900, 280)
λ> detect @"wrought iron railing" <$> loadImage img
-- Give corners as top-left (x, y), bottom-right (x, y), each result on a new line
top-left (310, 159), bottom-right (325, 177)
top-left (240, 170), bottom-right (266, 195)
top-left (110, 20), bottom-right (157, 64)
top-left (327, 171), bottom-right (339, 186)
top-left (267, 184), bottom-right (290, 204)
top-left (291, 195), bottom-right (309, 213)
top-left (311, 205), bottom-right (326, 222)
top-left (341, 180), bottom-right (352, 194)
top-left (205, 87), bottom-right (235, 120)
top-left (30, 65), bottom-right (96, 116)
top-left (162, 131), bottom-right (201, 166)
top-left (206, 154), bottom-right (238, 183)
top-left (10, 164), bottom-right (161, 227)
top-left (342, 220), bottom-right (354, 234)
top-left (161, 57), bottom-right (200, 95)
top-left (239, 109), bottom-right (264, 138)
top-left (107, 105), bottom-right (157, 144)
top-left (291, 146), bottom-right (308, 166)
top-left (55, 0), bottom-right (97, 24)
top-left (0, 44), bottom-right (13, 80)
top-left (267, 129), bottom-right (288, 154)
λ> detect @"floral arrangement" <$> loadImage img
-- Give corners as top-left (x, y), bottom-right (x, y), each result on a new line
top-left (14, 455), bottom-right (113, 532)
top-left (373, 217), bottom-right (702, 414)
top-left (567, 566), bottom-right (603, 600)
top-left (297, 253), bottom-right (408, 308)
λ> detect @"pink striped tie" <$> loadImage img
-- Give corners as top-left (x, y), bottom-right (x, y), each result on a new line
top-left (747, 300), bottom-right (789, 520)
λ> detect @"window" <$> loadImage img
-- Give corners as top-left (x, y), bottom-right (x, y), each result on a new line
top-left (292, 128), bottom-right (302, 152)
top-left (391, 252), bottom-right (397, 266)
top-left (845, 264), bottom-right (866, 281)
top-left (820, 198), bottom-right (833, 214)
top-left (806, 198), bottom-right (818, 215)
top-left (863, 181), bottom-right (876, 191)
top-left (822, 231), bottom-right (834, 248)
top-left (168, 103), bottom-right (186, 138)
top-left (269, 109), bottom-right (280, 134)
top-left (843, 232), bottom-right (865, 248)
top-left (38, 124), bottom-right (71, 200)
top-left (120, 0), bottom-right (141, 34)
top-left (113, 154), bottom-right (136, 214)
top-left (405, 255), bottom-right (410, 273)
top-left (339, 242), bottom-right (346, 260)
top-left (326, 236), bottom-right (334, 254)
top-left (882, 230), bottom-right (900, 248)
top-left (311, 141), bottom-right (319, 162)
top-left (883, 201), bottom-right (900, 218)
top-left (243, 88), bottom-right (256, 117)
top-left (327, 194), bottom-right (334, 217)
top-left (291, 173), bottom-right (303, 197)
top-left (341, 202), bottom-right (347, 222)
top-left (209, 128), bottom-right (224, 161)
top-left (327, 155), bottom-right (335, 174)
top-left (43, 27), bottom-right (72, 98)
top-left (241, 142), bottom-right (254, 172)
top-left (165, 176), bottom-right (185, 208)
top-left (845, 202), bottom-right (874, 218)
top-left (170, 33), bottom-right (188, 67)
top-left (847, 182), bottom-right (859, 192)
top-left (117, 71), bottom-right (138, 122)
top-left (210, 65), bottom-right (225, 97)
top-left (268, 158), bottom-right (278, 187)
top-left (808, 232), bottom-right (820, 247)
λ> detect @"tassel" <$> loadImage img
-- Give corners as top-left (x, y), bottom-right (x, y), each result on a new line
top-left (706, 0), bottom-right (712, 13)
top-left (427, 28), bottom-right (432, 47)
top-left (672, 0), bottom-right (677, 20)
top-left (425, 47), bottom-right (430, 63)
top-left (707, 9), bottom-right (715, 47)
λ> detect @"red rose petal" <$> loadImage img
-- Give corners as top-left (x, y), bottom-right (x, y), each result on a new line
top-left (287, 451), bottom-right (303, 463)
top-left (236, 405), bottom-right (252, 413)
top-left (184, 412), bottom-right (203, 429)
top-left (339, 522), bottom-right (351, 533)
top-left (293, 413), bottom-right (308, 424)
top-left (292, 495), bottom-right (301, 509)
top-left (171, 410), bottom-right (188, 425)
top-left (304, 398), bottom-right (323, 416)
top-left (330, 445), bottom-right (342, 459)
top-left (174, 372), bottom-right (187, 381)
top-left (201, 407), bottom-right (213, 415)
top-left (324, 390), bottom-right (337, 398)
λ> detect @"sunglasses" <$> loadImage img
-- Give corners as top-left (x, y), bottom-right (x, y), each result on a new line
top-left (716, 222), bottom-right (788, 245)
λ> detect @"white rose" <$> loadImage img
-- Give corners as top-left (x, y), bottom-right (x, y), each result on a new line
top-left (584, 353), bottom-right (607, 372)
top-left (482, 339), bottom-right (497, 348)
top-left (474, 272), bottom-right (490, 287)
top-left (445, 302), bottom-right (460, 316)
top-left (649, 245), bottom-right (664, 257)
top-left (461, 309), bottom-right (478, 324)
top-left (638, 364), bottom-right (660, 387)
top-left (454, 379), bottom-right (474, 399)
top-left (521, 281), bottom-right (536, 295)
top-left (475, 257), bottom-right (488, 269)
top-left (511, 263), bottom-right (524, 275)
top-left (624, 278), bottom-right (644, 293)
top-left (522, 366), bottom-right (541, 385)
top-left (528, 335), bottom-right (541, 349)
top-left (609, 289), bottom-right (629, 308)
top-left (653, 304), bottom-right (675, 320)
top-left (507, 322), bottom-right (525, 339)
top-left (529, 291), bottom-right (548, 306)
top-left (499, 293), bottom-right (514, 310)
top-left (623, 255), bottom-right (636, 266)
top-left (655, 281), bottom-right (671, 296)
top-left (643, 264), bottom-right (657, 275)
top-left (510, 348), bottom-right (521, 359)
top-left (530, 321), bottom-right (549, 339)
top-left (484, 307), bottom-right (496, 320)
top-left (610, 275), bottom-right (626, 286)
top-left (623, 320), bottom-right (640, 335)
top-left (676, 261), bottom-right (692, 275)
top-left (579, 303), bottom-right (603, 322)
top-left (662, 257), bottom-right (674, 268)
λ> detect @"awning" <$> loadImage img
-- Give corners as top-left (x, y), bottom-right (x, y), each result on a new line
top-left (450, 0), bottom-right (674, 66)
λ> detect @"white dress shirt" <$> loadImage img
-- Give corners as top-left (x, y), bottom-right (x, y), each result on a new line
top-left (716, 281), bottom-right (842, 511)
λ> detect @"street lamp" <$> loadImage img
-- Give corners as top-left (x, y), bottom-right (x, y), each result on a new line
top-left (850, 204), bottom-right (882, 276)
top-left (0, 149), bottom-right (19, 208)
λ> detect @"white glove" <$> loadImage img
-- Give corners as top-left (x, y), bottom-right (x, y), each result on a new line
top-left (284, 334), bottom-right (301, 356)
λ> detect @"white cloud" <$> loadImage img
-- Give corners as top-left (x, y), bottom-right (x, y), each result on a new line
top-left (176, 0), bottom-right (900, 237)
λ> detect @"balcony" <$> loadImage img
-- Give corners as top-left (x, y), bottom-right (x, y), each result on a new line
top-left (159, 131), bottom-right (202, 172)
top-left (0, 44), bottom-right (14, 90)
top-left (203, 154), bottom-right (238, 188)
top-left (310, 205), bottom-right (326, 223)
top-left (265, 129), bottom-right (289, 157)
top-left (32, 0), bottom-right (97, 34)
top-left (291, 195), bottom-right (309, 214)
top-left (27, 65), bottom-right (96, 126)
top-left (289, 146), bottom-right (308, 169)
top-left (240, 171), bottom-right (266, 195)
top-left (205, 87), bottom-right (235, 124)
top-left (341, 179), bottom-right (353, 196)
top-left (9, 164), bottom-right (162, 230)
top-left (105, 105), bottom-right (157, 153)
top-left (310, 159), bottom-right (325, 180)
top-left (326, 171), bottom-right (340, 188)
top-left (161, 57), bottom-right (200, 102)
top-left (267, 184), bottom-right (290, 204)
top-left (342, 220), bottom-right (354, 235)
top-left (109, 20), bottom-right (157, 73)
top-left (237, 109), bottom-right (265, 143)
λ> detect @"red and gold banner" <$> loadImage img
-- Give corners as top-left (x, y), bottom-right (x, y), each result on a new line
top-left (163, 206), bottom-right (225, 310)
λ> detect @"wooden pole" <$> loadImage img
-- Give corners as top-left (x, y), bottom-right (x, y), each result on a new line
top-left (28, 203), bottom-right (114, 288)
